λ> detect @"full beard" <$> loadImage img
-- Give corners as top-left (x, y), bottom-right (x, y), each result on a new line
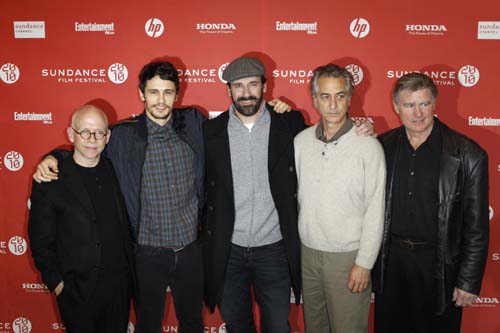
top-left (233, 96), bottom-right (263, 117)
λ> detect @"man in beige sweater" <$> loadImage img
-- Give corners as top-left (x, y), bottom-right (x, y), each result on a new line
top-left (294, 64), bottom-right (386, 332)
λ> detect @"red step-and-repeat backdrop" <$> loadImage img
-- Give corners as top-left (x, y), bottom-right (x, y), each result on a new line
top-left (1, 0), bottom-right (499, 332)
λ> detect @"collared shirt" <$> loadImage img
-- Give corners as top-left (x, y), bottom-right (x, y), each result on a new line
top-left (138, 116), bottom-right (198, 247)
top-left (315, 118), bottom-right (354, 143)
top-left (391, 120), bottom-right (442, 242)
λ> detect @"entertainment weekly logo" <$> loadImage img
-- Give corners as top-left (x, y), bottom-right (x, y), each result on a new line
top-left (350, 18), bottom-right (370, 38)
top-left (145, 18), bottom-right (164, 38)
top-left (0, 63), bottom-right (20, 84)
top-left (0, 317), bottom-right (32, 333)
top-left (386, 65), bottom-right (480, 87)
top-left (13, 21), bottom-right (45, 39)
top-left (14, 112), bottom-right (52, 124)
top-left (41, 63), bottom-right (128, 84)
top-left (276, 21), bottom-right (318, 35)
top-left (405, 24), bottom-right (447, 36)
top-left (272, 63), bottom-right (364, 86)
top-left (196, 23), bottom-right (236, 34)
top-left (477, 21), bottom-right (500, 40)
top-left (468, 116), bottom-right (500, 127)
top-left (74, 22), bottom-right (115, 35)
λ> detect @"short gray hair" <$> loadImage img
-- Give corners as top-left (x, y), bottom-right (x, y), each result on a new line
top-left (310, 64), bottom-right (354, 98)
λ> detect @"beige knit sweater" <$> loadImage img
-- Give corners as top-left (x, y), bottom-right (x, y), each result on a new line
top-left (294, 124), bottom-right (386, 269)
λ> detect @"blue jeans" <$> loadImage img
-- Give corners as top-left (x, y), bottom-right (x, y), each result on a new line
top-left (219, 240), bottom-right (291, 333)
top-left (134, 240), bottom-right (204, 333)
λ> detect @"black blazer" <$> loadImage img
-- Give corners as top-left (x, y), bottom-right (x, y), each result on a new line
top-left (28, 155), bottom-right (134, 302)
top-left (203, 106), bottom-right (306, 311)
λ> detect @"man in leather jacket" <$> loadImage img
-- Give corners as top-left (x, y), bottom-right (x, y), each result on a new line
top-left (372, 72), bottom-right (489, 333)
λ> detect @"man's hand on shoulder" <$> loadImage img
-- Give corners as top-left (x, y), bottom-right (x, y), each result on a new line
top-left (353, 118), bottom-right (376, 137)
top-left (268, 98), bottom-right (292, 113)
top-left (33, 155), bottom-right (59, 183)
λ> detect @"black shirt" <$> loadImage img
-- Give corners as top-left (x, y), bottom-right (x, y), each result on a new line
top-left (391, 120), bottom-right (442, 242)
top-left (75, 158), bottom-right (128, 274)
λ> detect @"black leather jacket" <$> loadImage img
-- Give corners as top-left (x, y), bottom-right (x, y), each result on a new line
top-left (372, 118), bottom-right (489, 315)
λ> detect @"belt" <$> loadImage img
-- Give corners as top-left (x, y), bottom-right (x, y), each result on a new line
top-left (137, 238), bottom-right (200, 254)
top-left (391, 235), bottom-right (435, 250)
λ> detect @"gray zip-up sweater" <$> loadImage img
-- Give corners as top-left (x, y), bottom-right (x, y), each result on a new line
top-left (227, 105), bottom-right (282, 247)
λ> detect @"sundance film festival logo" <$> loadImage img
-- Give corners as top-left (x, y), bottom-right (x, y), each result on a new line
top-left (9, 236), bottom-right (27, 256)
top-left (458, 65), bottom-right (479, 87)
top-left (272, 68), bottom-right (314, 85)
top-left (387, 65), bottom-right (479, 87)
top-left (14, 21), bottom-right (45, 39)
top-left (218, 63), bottom-right (229, 83)
top-left (12, 317), bottom-right (32, 333)
top-left (490, 206), bottom-right (494, 221)
top-left (75, 22), bottom-right (115, 35)
top-left (350, 18), bottom-right (370, 38)
top-left (178, 66), bottom-right (219, 84)
top-left (346, 64), bottom-right (364, 85)
top-left (406, 24), bottom-right (447, 36)
top-left (196, 23), bottom-right (236, 34)
top-left (477, 21), bottom-right (500, 40)
top-left (203, 324), bottom-right (227, 333)
top-left (145, 18), bottom-right (164, 38)
top-left (0, 63), bottom-right (20, 84)
top-left (276, 21), bottom-right (318, 35)
top-left (108, 63), bottom-right (128, 84)
top-left (3, 151), bottom-right (24, 171)
top-left (41, 63), bottom-right (128, 84)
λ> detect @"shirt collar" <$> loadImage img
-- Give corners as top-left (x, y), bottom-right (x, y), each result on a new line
top-left (146, 115), bottom-right (173, 140)
top-left (315, 117), bottom-right (354, 143)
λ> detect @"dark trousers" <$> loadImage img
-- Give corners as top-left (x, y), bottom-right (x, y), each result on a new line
top-left (57, 271), bottom-right (132, 333)
top-left (219, 240), bottom-right (292, 333)
top-left (134, 240), bottom-right (204, 333)
top-left (375, 241), bottom-right (463, 333)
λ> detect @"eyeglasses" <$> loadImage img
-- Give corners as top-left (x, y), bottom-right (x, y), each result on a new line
top-left (72, 127), bottom-right (108, 140)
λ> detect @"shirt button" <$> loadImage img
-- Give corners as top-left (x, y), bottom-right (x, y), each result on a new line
top-left (412, 153), bottom-right (416, 157)
top-left (408, 191), bottom-right (412, 196)
top-left (410, 171), bottom-right (414, 176)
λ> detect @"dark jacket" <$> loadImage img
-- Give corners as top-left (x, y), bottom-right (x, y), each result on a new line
top-left (203, 106), bottom-right (306, 312)
top-left (28, 155), bottom-right (133, 301)
top-left (52, 108), bottom-right (206, 241)
top-left (372, 118), bottom-right (489, 315)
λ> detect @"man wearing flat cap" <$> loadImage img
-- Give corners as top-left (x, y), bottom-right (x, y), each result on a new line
top-left (203, 56), bottom-right (306, 333)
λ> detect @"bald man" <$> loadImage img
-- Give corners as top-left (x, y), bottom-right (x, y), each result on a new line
top-left (28, 105), bottom-right (134, 333)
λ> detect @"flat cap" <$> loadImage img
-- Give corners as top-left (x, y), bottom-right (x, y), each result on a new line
top-left (222, 56), bottom-right (265, 83)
